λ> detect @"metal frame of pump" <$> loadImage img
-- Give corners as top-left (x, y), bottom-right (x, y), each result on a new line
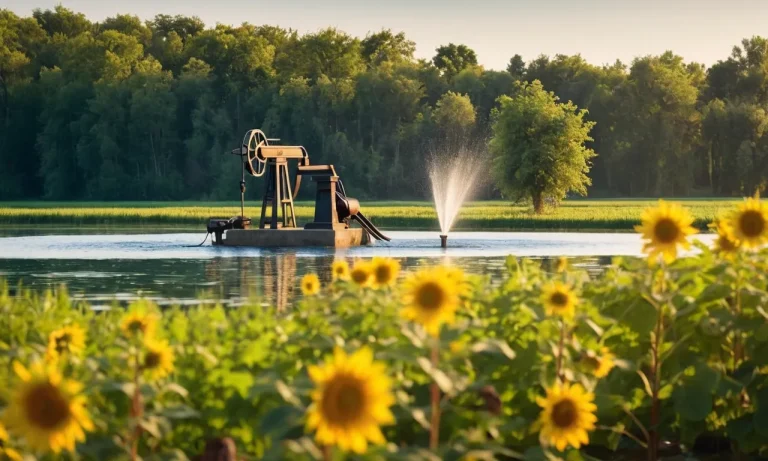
top-left (229, 129), bottom-right (390, 241)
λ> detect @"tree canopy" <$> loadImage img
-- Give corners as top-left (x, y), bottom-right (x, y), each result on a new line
top-left (1, 6), bottom-right (768, 202)
top-left (489, 81), bottom-right (596, 213)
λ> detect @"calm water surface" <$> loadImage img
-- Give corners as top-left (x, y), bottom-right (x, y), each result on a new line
top-left (0, 229), bottom-right (715, 309)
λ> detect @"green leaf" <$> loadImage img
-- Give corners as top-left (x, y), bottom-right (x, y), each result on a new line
top-left (260, 405), bottom-right (304, 437)
top-left (162, 382), bottom-right (189, 398)
top-left (221, 371), bottom-right (254, 397)
top-left (471, 339), bottom-right (516, 360)
top-left (673, 384), bottom-right (711, 422)
top-left (275, 379), bottom-right (302, 407)
top-left (697, 284), bottom-right (732, 304)
top-left (416, 357), bottom-right (454, 395)
top-left (159, 405), bottom-right (199, 420)
top-left (240, 337), bottom-right (272, 366)
top-left (755, 324), bottom-right (768, 342)
top-left (139, 417), bottom-right (163, 438)
top-left (753, 388), bottom-right (768, 436)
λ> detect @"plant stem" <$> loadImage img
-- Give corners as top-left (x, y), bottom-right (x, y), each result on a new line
top-left (648, 299), bottom-right (664, 461)
top-left (322, 445), bottom-right (332, 461)
top-left (429, 341), bottom-right (441, 451)
top-left (733, 267), bottom-right (743, 370)
top-left (555, 319), bottom-right (566, 384)
top-left (130, 349), bottom-right (143, 461)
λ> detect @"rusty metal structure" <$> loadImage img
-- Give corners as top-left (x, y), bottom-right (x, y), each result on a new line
top-left (206, 129), bottom-right (389, 245)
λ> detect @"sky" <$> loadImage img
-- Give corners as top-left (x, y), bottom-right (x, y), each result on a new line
top-left (3, 0), bottom-right (767, 70)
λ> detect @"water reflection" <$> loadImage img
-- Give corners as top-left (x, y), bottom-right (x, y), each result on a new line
top-left (0, 255), bottom-right (609, 309)
top-left (0, 228), bottom-right (714, 308)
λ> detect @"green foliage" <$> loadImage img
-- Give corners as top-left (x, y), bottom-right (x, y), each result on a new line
top-left (433, 43), bottom-right (478, 79)
top-left (490, 81), bottom-right (596, 213)
top-left (3, 6), bottom-right (768, 202)
top-left (1, 243), bottom-right (768, 459)
top-left (433, 91), bottom-right (476, 137)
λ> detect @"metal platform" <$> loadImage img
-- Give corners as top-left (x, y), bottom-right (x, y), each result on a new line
top-left (220, 228), bottom-right (370, 248)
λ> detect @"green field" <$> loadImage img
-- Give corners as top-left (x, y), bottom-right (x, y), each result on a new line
top-left (0, 198), bottom-right (743, 231)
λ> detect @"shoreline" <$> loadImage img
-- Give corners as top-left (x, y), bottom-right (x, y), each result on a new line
top-left (0, 199), bottom-right (737, 232)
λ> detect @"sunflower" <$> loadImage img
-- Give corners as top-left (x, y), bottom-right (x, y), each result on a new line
top-left (369, 257), bottom-right (400, 289)
top-left (301, 274), bottom-right (321, 296)
top-left (331, 260), bottom-right (350, 281)
top-left (540, 282), bottom-right (579, 320)
top-left (306, 347), bottom-right (395, 454)
top-left (728, 197), bottom-right (768, 249)
top-left (401, 267), bottom-right (461, 336)
top-left (581, 348), bottom-right (616, 378)
top-left (710, 220), bottom-right (741, 255)
top-left (350, 261), bottom-right (372, 287)
top-left (443, 266), bottom-right (471, 296)
top-left (120, 309), bottom-right (158, 339)
top-left (535, 383), bottom-right (597, 451)
top-left (3, 362), bottom-right (93, 454)
top-left (46, 324), bottom-right (86, 362)
top-left (555, 256), bottom-right (568, 273)
top-left (635, 200), bottom-right (698, 263)
top-left (0, 422), bottom-right (22, 461)
top-left (142, 338), bottom-right (175, 380)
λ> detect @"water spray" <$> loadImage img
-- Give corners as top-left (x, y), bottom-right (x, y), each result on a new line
top-left (428, 137), bottom-right (487, 249)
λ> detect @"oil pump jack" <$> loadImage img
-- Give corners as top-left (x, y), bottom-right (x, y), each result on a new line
top-left (206, 129), bottom-right (389, 246)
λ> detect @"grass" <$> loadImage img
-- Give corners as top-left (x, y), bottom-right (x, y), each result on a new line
top-left (0, 199), bottom-right (744, 231)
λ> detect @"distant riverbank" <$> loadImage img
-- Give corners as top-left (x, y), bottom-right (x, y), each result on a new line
top-left (0, 199), bottom-right (738, 231)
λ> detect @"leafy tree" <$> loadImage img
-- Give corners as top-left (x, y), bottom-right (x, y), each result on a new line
top-left (702, 99), bottom-right (768, 195)
top-left (433, 91), bottom-right (476, 136)
top-left (147, 14), bottom-right (204, 41)
top-left (432, 43), bottom-right (477, 79)
top-left (489, 81), bottom-right (596, 213)
top-left (98, 14), bottom-right (152, 47)
top-left (613, 52), bottom-right (701, 195)
top-left (276, 28), bottom-right (363, 81)
top-left (361, 30), bottom-right (415, 66)
top-left (32, 6), bottom-right (91, 38)
top-left (507, 54), bottom-right (525, 79)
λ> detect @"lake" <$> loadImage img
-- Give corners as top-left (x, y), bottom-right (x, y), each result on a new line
top-left (0, 229), bottom-right (715, 309)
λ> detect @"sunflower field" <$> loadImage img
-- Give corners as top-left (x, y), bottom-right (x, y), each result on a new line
top-left (1, 198), bottom-right (768, 460)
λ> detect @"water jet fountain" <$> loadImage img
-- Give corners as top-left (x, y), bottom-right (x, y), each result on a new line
top-left (428, 140), bottom-right (486, 248)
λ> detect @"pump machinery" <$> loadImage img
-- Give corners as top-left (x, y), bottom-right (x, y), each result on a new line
top-left (206, 129), bottom-right (389, 247)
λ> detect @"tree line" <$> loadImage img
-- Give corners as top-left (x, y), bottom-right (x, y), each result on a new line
top-left (1, 6), bottom-right (767, 201)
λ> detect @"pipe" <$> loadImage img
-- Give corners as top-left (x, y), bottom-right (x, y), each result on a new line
top-left (440, 234), bottom-right (448, 248)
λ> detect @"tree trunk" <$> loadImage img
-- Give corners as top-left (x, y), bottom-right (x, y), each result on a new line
top-left (532, 192), bottom-right (544, 214)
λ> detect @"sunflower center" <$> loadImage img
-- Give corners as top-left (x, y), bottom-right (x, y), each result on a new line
top-left (321, 375), bottom-right (365, 425)
top-left (351, 269), bottom-right (368, 284)
top-left (739, 210), bottom-right (765, 238)
top-left (416, 282), bottom-right (446, 311)
top-left (55, 333), bottom-right (72, 353)
top-left (128, 320), bottom-right (146, 334)
top-left (375, 265), bottom-right (392, 283)
top-left (551, 399), bottom-right (578, 429)
top-left (718, 234), bottom-right (737, 252)
top-left (550, 291), bottom-right (569, 307)
top-left (144, 351), bottom-right (161, 369)
top-left (24, 383), bottom-right (71, 430)
top-left (581, 355), bottom-right (600, 371)
top-left (653, 218), bottom-right (680, 244)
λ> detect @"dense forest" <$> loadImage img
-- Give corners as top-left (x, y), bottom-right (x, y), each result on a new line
top-left (1, 6), bottom-right (768, 201)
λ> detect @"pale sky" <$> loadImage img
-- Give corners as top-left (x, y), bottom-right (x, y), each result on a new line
top-left (3, 0), bottom-right (766, 70)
